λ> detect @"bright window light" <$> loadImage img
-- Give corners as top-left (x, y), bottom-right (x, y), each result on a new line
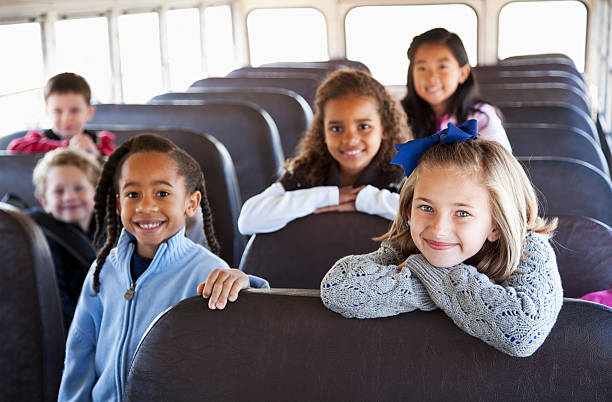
top-left (247, 8), bottom-right (329, 66)
top-left (55, 17), bottom-right (112, 103)
top-left (204, 5), bottom-right (236, 77)
top-left (168, 8), bottom-right (202, 91)
top-left (118, 12), bottom-right (163, 102)
top-left (498, 1), bottom-right (587, 71)
top-left (345, 5), bottom-right (477, 85)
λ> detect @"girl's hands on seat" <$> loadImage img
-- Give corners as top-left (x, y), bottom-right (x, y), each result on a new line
top-left (197, 268), bottom-right (250, 310)
top-left (314, 185), bottom-right (365, 214)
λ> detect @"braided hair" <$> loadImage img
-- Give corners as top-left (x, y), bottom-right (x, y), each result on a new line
top-left (92, 134), bottom-right (220, 293)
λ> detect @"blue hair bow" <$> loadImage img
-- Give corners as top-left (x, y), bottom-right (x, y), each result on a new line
top-left (390, 119), bottom-right (478, 177)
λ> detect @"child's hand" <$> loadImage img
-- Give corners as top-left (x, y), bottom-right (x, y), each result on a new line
top-left (314, 185), bottom-right (365, 214)
top-left (196, 268), bottom-right (250, 310)
top-left (69, 133), bottom-right (101, 156)
top-left (397, 255), bottom-right (418, 270)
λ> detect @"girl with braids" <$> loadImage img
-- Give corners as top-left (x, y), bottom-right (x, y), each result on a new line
top-left (59, 134), bottom-right (269, 401)
top-left (238, 69), bottom-right (410, 235)
top-left (401, 28), bottom-right (511, 150)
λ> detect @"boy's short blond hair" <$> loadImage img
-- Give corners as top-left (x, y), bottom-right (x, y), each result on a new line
top-left (44, 72), bottom-right (91, 104)
top-left (33, 148), bottom-right (102, 199)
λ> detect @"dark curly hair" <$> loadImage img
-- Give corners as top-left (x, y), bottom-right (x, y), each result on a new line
top-left (401, 28), bottom-right (499, 139)
top-left (281, 69), bottom-right (410, 188)
top-left (91, 134), bottom-right (219, 293)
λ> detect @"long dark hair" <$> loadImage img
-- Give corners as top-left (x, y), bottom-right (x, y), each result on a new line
top-left (91, 134), bottom-right (220, 293)
top-left (401, 28), bottom-right (489, 139)
top-left (281, 69), bottom-right (409, 188)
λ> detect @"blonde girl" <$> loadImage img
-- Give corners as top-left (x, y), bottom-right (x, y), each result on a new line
top-left (321, 121), bottom-right (562, 357)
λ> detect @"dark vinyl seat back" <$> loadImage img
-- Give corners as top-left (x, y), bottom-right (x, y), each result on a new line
top-left (518, 157), bottom-right (612, 226)
top-left (498, 103), bottom-right (598, 142)
top-left (479, 83), bottom-right (591, 114)
top-left (0, 151), bottom-right (42, 208)
top-left (474, 70), bottom-right (586, 92)
top-left (88, 102), bottom-right (283, 203)
top-left (261, 59), bottom-right (371, 72)
top-left (0, 203), bottom-right (65, 402)
top-left (227, 66), bottom-right (333, 80)
top-left (500, 54), bottom-right (577, 67)
top-left (238, 212), bottom-right (391, 289)
top-left (96, 127), bottom-right (243, 266)
top-left (506, 124), bottom-right (608, 175)
top-left (124, 292), bottom-right (612, 402)
top-left (149, 88), bottom-right (313, 158)
top-left (189, 76), bottom-right (320, 107)
top-left (552, 215), bottom-right (612, 298)
top-left (474, 63), bottom-right (584, 82)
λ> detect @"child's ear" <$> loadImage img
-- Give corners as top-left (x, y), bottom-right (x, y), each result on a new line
top-left (86, 105), bottom-right (95, 122)
top-left (38, 197), bottom-right (48, 212)
top-left (487, 226), bottom-right (500, 242)
top-left (185, 190), bottom-right (202, 217)
top-left (458, 64), bottom-right (471, 84)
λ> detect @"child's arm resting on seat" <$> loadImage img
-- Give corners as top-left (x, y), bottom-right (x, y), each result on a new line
top-left (354, 185), bottom-right (400, 221)
top-left (406, 232), bottom-right (563, 357)
top-left (197, 269), bottom-right (269, 310)
top-left (320, 241), bottom-right (437, 318)
top-left (238, 182), bottom-right (340, 235)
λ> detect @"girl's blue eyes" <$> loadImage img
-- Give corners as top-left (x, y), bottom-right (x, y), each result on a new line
top-left (417, 205), bottom-right (470, 217)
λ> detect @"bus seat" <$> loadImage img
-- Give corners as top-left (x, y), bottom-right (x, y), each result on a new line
top-left (123, 292), bottom-right (612, 401)
top-left (500, 54), bottom-right (577, 68)
top-left (0, 152), bottom-right (42, 209)
top-left (0, 203), bottom-right (64, 402)
top-left (506, 124), bottom-right (609, 175)
top-left (150, 87), bottom-right (313, 158)
top-left (261, 59), bottom-right (371, 73)
top-left (88, 102), bottom-right (283, 203)
top-left (189, 76), bottom-right (320, 107)
top-left (227, 66), bottom-right (333, 80)
top-left (238, 211), bottom-right (391, 289)
top-left (474, 70), bottom-right (586, 92)
top-left (474, 63), bottom-right (584, 82)
top-left (94, 127), bottom-right (243, 267)
top-left (499, 103), bottom-right (598, 142)
top-left (518, 156), bottom-right (612, 226)
top-left (480, 83), bottom-right (590, 114)
top-left (553, 215), bottom-right (612, 298)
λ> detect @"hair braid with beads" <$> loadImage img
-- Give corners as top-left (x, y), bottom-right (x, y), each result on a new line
top-left (91, 134), bottom-right (220, 293)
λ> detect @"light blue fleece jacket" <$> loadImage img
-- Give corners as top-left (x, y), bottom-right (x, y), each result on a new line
top-left (58, 227), bottom-right (269, 401)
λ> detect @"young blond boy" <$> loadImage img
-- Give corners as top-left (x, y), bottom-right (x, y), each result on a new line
top-left (8, 72), bottom-right (115, 156)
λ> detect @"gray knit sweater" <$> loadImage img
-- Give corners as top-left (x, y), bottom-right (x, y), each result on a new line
top-left (320, 232), bottom-right (563, 357)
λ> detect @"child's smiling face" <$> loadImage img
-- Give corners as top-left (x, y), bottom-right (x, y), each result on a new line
top-left (323, 94), bottom-right (385, 185)
top-left (46, 92), bottom-right (95, 140)
top-left (39, 165), bottom-right (96, 231)
top-left (116, 151), bottom-right (200, 259)
top-left (408, 166), bottom-right (499, 268)
top-left (411, 42), bottom-right (471, 117)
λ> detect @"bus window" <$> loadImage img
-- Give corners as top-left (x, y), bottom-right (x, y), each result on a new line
top-left (247, 8), bottom-right (329, 66)
top-left (55, 16), bottom-right (112, 103)
top-left (345, 4), bottom-right (477, 85)
top-left (498, 1), bottom-right (587, 71)
top-left (118, 11), bottom-right (163, 103)
top-left (204, 5), bottom-right (236, 78)
top-left (167, 8), bottom-right (202, 91)
top-left (0, 22), bottom-right (45, 134)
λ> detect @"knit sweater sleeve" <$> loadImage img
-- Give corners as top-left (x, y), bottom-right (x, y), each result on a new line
top-left (407, 232), bottom-right (563, 357)
top-left (320, 241), bottom-right (437, 318)
top-left (7, 130), bottom-right (68, 154)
